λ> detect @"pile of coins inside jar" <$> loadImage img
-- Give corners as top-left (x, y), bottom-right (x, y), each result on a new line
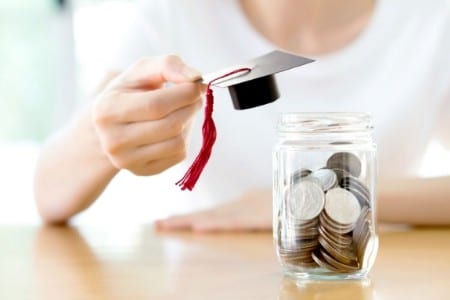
top-left (277, 152), bottom-right (374, 273)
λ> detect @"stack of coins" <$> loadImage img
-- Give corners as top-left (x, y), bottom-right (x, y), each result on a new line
top-left (278, 180), bottom-right (323, 267)
top-left (277, 152), bottom-right (374, 273)
top-left (313, 188), bottom-right (361, 272)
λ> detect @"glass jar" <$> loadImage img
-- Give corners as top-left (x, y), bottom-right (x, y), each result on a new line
top-left (273, 112), bottom-right (378, 280)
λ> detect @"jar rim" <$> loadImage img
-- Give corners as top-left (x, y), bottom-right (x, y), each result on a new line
top-left (277, 112), bottom-right (373, 134)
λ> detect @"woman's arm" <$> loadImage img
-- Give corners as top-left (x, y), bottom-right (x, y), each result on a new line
top-left (378, 176), bottom-right (450, 225)
top-left (34, 56), bottom-right (202, 224)
top-left (33, 102), bottom-right (119, 224)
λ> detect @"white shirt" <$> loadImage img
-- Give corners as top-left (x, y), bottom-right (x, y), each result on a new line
top-left (76, 0), bottom-right (450, 222)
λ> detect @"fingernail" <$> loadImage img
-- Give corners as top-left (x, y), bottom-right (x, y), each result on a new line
top-left (181, 66), bottom-right (202, 81)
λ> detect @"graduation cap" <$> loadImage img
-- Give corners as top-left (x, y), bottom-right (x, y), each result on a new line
top-left (200, 50), bottom-right (314, 110)
top-left (176, 50), bottom-right (314, 191)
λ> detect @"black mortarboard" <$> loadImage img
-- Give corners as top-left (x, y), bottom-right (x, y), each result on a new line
top-left (201, 50), bottom-right (314, 110)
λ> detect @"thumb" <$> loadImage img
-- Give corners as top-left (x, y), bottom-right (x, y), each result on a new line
top-left (115, 55), bottom-right (202, 90)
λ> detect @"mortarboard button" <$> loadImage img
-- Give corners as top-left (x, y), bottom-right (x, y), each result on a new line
top-left (201, 50), bottom-right (314, 110)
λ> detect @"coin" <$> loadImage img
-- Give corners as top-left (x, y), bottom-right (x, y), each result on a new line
top-left (311, 250), bottom-right (341, 272)
top-left (354, 219), bottom-right (370, 252)
top-left (295, 217), bottom-right (319, 229)
top-left (354, 206), bottom-right (371, 233)
top-left (330, 168), bottom-right (350, 183)
top-left (319, 211), bottom-right (354, 234)
top-left (318, 235), bottom-right (358, 265)
top-left (358, 232), bottom-right (376, 267)
top-left (356, 221), bottom-right (373, 264)
top-left (277, 151), bottom-right (375, 273)
top-left (310, 169), bottom-right (338, 192)
top-left (287, 181), bottom-right (325, 221)
top-left (324, 188), bottom-right (361, 225)
top-left (320, 248), bottom-right (359, 272)
top-left (329, 141), bottom-right (353, 145)
top-left (290, 168), bottom-right (312, 184)
top-left (340, 176), bottom-right (370, 195)
top-left (342, 183), bottom-right (370, 208)
top-left (296, 227), bottom-right (320, 239)
top-left (318, 224), bottom-right (353, 248)
top-left (297, 261), bottom-right (319, 268)
top-left (340, 176), bottom-right (371, 207)
top-left (326, 152), bottom-right (362, 177)
top-left (353, 207), bottom-right (371, 244)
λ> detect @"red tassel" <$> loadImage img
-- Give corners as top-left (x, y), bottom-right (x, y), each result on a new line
top-left (176, 68), bottom-right (251, 191)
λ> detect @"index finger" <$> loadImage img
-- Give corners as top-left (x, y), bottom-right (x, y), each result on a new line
top-left (113, 55), bottom-right (202, 90)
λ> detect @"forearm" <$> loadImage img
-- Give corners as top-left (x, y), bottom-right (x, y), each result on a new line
top-left (378, 176), bottom-right (450, 225)
top-left (33, 106), bottom-right (118, 224)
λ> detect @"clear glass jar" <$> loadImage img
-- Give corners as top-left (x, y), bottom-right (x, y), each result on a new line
top-left (273, 112), bottom-right (378, 280)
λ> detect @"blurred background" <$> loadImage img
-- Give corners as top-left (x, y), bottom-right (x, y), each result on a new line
top-left (0, 0), bottom-right (186, 225)
top-left (0, 0), bottom-right (449, 225)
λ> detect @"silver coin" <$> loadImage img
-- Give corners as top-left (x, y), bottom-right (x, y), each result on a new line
top-left (319, 211), bottom-right (355, 234)
top-left (325, 188), bottom-right (361, 225)
top-left (358, 232), bottom-right (377, 268)
top-left (296, 261), bottom-right (319, 268)
top-left (330, 168), bottom-right (350, 183)
top-left (320, 249), bottom-right (359, 272)
top-left (342, 184), bottom-right (371, 208)
top-left (312, 250), bottom-right (341, 272)
top-left (288, 181), bottom-right (325, 221)
top-left (318, 236), bottom-right (357, 266)
top-left (353, 207), bottom-right (371, 243)
top-left (356, 222), bottom-right (374, 264)
top-left (318, 224), bottom-right (353, 248)
top-left (340, 176), bottom-right (370, 199)
top-left (310, 169), bottom-right (338, 192)
top-left (326, 152), bottom-right (362, 178)
top-left (329, 141), bottom-right (353, 145)
top-left (300, 174), bottom-right (324, 187)
top-left (354, 219), bottom-right (371, 250)
top-left (290, 168), bottom-right (312, 184)
top-left (295, 217), bottom-right (319, 228)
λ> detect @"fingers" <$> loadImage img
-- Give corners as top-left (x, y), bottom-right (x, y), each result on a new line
top-left (121, 99), bottom-right (201, 146)
top-left (95, 99), bottom-right (200, 160)
top-left (108, 134), bottom-right (186, 173)
top-left (155, 215), bottom-right (194, 231)
top-left (114, 54), bottom-right (201, 90)
top-left (92, 54), bottom-right (204, 177)
top-left (156, 215), bottom-right (271, 232)
top-left (94, 82), bottom-right (202, 124)
top-left (133, 153), bottom-right (187, 176)
top-left (155, 210), bottom-right (272, 233)
top-left (155, 190), bottom-right (273, 232)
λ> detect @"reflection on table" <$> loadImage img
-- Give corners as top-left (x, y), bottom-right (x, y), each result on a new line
top-left (0, 225), bottom-right (449, 299)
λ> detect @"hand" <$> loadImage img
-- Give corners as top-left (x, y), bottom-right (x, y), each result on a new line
top-left (155, 188), bottom-right (273, 232)
top-left (92, 55), bottom-right (203, 176)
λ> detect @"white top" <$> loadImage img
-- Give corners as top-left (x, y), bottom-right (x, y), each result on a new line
top-left (79, 0), bottom-right (450, 221)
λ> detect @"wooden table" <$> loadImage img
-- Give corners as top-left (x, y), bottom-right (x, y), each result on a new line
top-left (1, 225), bottom-right (449, 300)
